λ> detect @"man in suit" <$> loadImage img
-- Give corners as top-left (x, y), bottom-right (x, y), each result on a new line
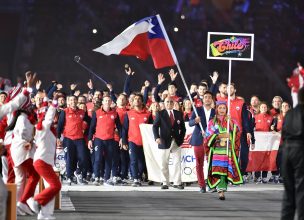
top-left (153, 96), bottom-right (186, 189)
top-left (189, 91), bottom-right (215, 193)
top-left (281, 87), bottom-right (304, 220)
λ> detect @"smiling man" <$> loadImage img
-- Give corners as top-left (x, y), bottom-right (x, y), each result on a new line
top-left (152, 96), bottom-right (186, 190)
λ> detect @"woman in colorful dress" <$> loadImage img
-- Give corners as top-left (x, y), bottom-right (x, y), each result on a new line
top-left (205, 101), bottom-right (243, 200)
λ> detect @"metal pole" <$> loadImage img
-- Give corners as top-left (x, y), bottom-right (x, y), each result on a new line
top-left (74, 56), bottom-right (108, 85)
top-left (156, 15), bottom-right (205, 135)
top-left (226, 59), bottom-right (232, 155)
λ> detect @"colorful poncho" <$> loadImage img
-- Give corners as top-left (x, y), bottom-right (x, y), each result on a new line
top-left (205, 116), bottom-right (243, 188)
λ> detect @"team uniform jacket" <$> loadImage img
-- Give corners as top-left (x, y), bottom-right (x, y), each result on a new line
top-left (270, 108), bottom-right (280, 117)
top-left (11, 113), bottom-right (35, 167)
top-left (86, 102), bottom-right (94, 117)
top-left (57, 107), bottom-right (90, 140)
top-left (88, 108), bottom-right (121, 141)
top-left (254, 113), bottom-right (273, 131)
top-left (122, 108), bottom-right (152, 146)
top-left (0, 88), bottom-right (30, 119)
top-left (227, 97), bottom-right (250, 133)
top-left (34, 105), bottom-right (57, 166)
top-left (114, 107), bottom-right (128, 142)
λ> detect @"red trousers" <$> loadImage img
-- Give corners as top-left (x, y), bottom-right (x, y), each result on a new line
top-left (34, 160), bottom-right (61, 206)
top-left (5, 144), bottom-right (15, 183)
top-left (193, 145), bottom-right (206, 188)
top-left (18, 159), bottom-right (40, 203)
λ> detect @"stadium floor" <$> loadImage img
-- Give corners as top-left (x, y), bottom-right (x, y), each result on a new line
top-left (19, 183), bottom-right (284, 220)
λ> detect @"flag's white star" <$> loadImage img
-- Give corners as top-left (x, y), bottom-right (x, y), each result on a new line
top-left (147, 18), bottom-right (156, 35)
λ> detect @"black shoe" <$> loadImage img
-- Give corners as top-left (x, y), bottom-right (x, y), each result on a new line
top-left (268, 175), bottom-right (275, 183)
top-left (200, 187), bottom-right (206, 193)
top-left (79, 178), bottom-right (89, 185)
top-left (173, 185), bottom-right (184, 190)
top-left (161, 185), bottom-right (169, 189)
top-left (147, 181), bottom-right (154, 185)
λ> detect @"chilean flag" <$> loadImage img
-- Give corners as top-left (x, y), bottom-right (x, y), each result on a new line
top-left (93, 15), bottom-right (176, 69)
top-left (246, 132), bottom-right (281, 172)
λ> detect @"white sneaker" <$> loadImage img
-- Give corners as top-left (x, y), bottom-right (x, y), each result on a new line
top-left (113, 176), bottom-right (122, 185)
top-left (93, 178), bottom-right (100, 186)
top-left (103, 179), bottom-right (114, 186)
top-left (132, 179), bottom-right (141, 187)
top-left (17, 201), bottom-right (34, 215)
top-left (38, 199), bottom-right (55, 219)
top-left (27, 197), bottom-right (40, 214)
top-left (37, 212), bottom-right (56, 220)
top-left (17, 206), bottom-right (26, 216)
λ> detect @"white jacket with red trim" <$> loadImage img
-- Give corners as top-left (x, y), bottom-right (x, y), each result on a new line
top-left (33, 104), bottom-right (57, 166)
top-left (11, 113), bottom-right (35, 167)
top-left (0, 88), bottom-right (30, 120)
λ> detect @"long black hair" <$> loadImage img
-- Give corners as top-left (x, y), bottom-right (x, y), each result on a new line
top-left (5, 109), bottom-right (37, 131)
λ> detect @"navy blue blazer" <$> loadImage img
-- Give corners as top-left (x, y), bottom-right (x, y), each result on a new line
top-left (188, 107), bottom-right (215, 146)
top-left (153, 109), bottom-right (186, 149)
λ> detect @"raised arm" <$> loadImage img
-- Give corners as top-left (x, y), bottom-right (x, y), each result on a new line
top-left (123, 66), bottom-right (135, 96)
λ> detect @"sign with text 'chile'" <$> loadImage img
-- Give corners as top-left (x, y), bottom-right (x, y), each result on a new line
top-left (207, 32), bottom-right (254, 61)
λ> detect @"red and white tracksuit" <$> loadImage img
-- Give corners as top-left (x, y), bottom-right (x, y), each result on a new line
top-left (1, 88), bottom-right (32, 183)
top-left (11, 112), bottom-right (40, 204)
top-left (33, 104), bottom-right (61, 209)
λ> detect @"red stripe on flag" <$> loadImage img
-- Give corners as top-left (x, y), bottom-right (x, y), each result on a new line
top-left (246, 150), bottom-right (278, 172)
top-left (120, 33), bottom-right (150, 60)
top-left (181, 134), bottom-right (192, 148)
top-left (149, 38), bottom-right (175, 69)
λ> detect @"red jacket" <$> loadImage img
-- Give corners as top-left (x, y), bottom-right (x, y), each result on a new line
top-left (170, 95), bottom-right (182, 102)
top-left (254, 113), bottom-right (273, 131)
top-left (123, 108), bottom-right (151, 146)
top-left (270, 108), bottom-right (280, 117)
top-left (94, 108), bottom-right (119, 140)
top-left (288, 74), bottom-right (301, 93)
top-left (62, 108), bottom-right (86, 140)
top-left (229, 97), bottom-right (245, 131)
top-left (86, 102), bottom-right (94, 117)
top-left (216, 94), bottom-right (227, 101)
top-left (276, 114), bottom-right (284, 132)
top-left (194, 98), bottom-right (203, 107)
top-left (114, 107), bottom-right (128, 142)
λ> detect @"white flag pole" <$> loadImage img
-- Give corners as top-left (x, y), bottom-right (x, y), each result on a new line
top-left (156, 14), bottom-right (205, 135)
top-left (226, 59), bottom-right (232, 155)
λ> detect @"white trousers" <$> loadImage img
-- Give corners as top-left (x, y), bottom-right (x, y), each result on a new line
top-left (159, 140), bottom-right (181, 186)
top-left (14, 166), bottom-right (26, 202)
top-left (0, 177), bottom-right (7, 220)
top-left (1, 156), bottom-right (8, 183)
